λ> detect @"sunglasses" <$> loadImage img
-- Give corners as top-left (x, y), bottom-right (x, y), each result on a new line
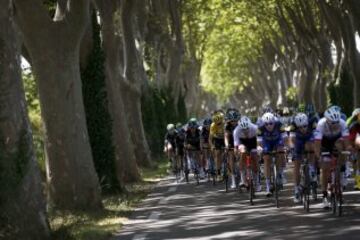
top-left (329, 121), bottom-right (339, 125)
top-left (299, 125), bottom-right (308, 129)
top-left (265, 122), bottom-right (274, 126)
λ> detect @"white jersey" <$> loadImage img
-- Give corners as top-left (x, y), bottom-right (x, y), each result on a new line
top-left (314, 118), bottom-right (349, 140)
top-left (233, 123), bottom-right (258, 146)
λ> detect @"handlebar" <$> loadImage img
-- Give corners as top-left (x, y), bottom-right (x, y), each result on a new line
top-left (321, 151), bottom-right (351, 156)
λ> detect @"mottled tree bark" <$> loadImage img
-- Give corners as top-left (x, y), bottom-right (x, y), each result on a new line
top-left (13, 0), bottom-right (102, 210)
top-left (0, 1), bottom-right (49, 238)
top-left (96, 0), bottom-right (140, 182)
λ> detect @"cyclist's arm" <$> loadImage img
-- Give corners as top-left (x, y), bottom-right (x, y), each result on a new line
top-left (314, 125), bottom-right (323, 158)
top-left (233, 127), bottom-right (240, 150)
top-left (224, 130), bottom-right (231, 148)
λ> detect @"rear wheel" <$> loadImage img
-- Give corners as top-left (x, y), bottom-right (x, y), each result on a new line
top-left (331, 192), bottom-right (336, 214)
top-left (303, 189), bottom-right (310, 212)
top-left (274, 165), bottom-right (279, 208)
top-left (336, 193), bottom-right (342, 217)
top-left (249, 174), bottom-right (254, 205)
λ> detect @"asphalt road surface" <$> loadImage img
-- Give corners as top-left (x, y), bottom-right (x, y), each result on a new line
top-left (113, 163), bottom-right (360, 240)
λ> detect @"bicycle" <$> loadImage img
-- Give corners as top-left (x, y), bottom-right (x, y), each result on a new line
top-left (268, 150), bottom-right (286, 208)
top-left (242, 151), bottom-right (257, 205)
top-left (222, 148), bottom-right (231, 192)
top-left (203, 146), bottom-right (216, 185)
top-left (186, 148), bottom-right (201, 185)
top-left (299, 150), bottom-right (317, 212)
top-left (322, 150), bottom-right (351, 217)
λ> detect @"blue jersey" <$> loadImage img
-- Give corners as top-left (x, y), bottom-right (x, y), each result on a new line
top-left (258, 121), bottom-right (286, 142)
top-left (289, 124), bottom-right (314, 142)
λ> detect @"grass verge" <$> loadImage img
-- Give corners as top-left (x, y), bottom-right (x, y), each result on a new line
top-left (50, 158), bottom-right (169, 240)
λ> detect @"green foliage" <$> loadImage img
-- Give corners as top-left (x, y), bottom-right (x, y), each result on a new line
top-left (182, 0), bottom-right (280, 102)
top-left (81, 12), bottom-right (119, 192)
top-left (22, 72), bottom-right (46, 173)
top-left (141, 86), bottom-right (187, 156)
top-left (328, 66), bottom-right (353, 116)
top-left (285, 86), bottom-right (298, 106)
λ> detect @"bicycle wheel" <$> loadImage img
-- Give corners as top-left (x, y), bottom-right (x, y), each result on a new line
top-left (224, 172), bottom-right (228, 192)
top-left (273, 164), bottom-right (279, 208)
top-left (331, 192), bottom-right (336, 214)
top-left (336, 193), bottom-right (342, 217)
top-left (311, 182), bottom-right (318, 201)
top-left (249, 171), bottom-right (254, 205)
top-left (303, 189), bottom-right (310, 212)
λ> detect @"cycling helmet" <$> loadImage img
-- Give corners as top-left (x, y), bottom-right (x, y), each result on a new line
top-left (212, 112), bottom-right (224, 124)
top-left (176, 122), bottom-right (182, 129)
top-left (352, 108), bottom-right (360, 118)
top-left (188, 118), bottom-right (198, 129)
top-left (294, 113), bottom-right (308, 127)
top-left (167, 123), bottom-right (175, 132)
top-left (262, 112), bottom-right (276, 124)
top-left (226, 110), bottom-right (240, 122)
top-left (329, 105), bottom-right (342, 112)
top-left (203, 118), bottom-right (212, 126)
top-left (239, 116), bottom-right (251, 129)
top-left (324, 107), bottom-right (341, 123)
top-left (262, 106), bottom-right (273, 114)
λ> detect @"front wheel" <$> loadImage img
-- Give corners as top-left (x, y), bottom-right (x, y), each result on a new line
top-left (303, 189), bottom-right (310, 212)
top-left (336, 193), bottom-right (342, 217)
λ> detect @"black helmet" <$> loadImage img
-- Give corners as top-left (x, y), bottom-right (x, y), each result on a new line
top-left (203, 118), bottom-right (212, 126)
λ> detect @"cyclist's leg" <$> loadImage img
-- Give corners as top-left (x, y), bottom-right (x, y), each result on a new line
top-left (335, 139), bottom-right (347, 187)
top-left (305, 141), bottom-right (316, 181)
top-left (263, 141), bottom-right (272, 194)
top-left (228, 151), bottom-right (237, 188)
top-left (238, 146), bottom-right (246, 187)
top-left (276, 143), bottom-right (286, 184)
top-left (250, 149), bottom-right (261, 191)
top-left (293, 141), bottom-right (302, 199)
top-left (320, 138), bottom-right (333, 206)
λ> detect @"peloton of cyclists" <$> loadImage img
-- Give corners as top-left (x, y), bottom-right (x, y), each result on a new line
top-left (164, 104), bottom-right (360, 209)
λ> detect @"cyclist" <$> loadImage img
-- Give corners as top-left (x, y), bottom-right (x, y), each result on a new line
top-left (314, 107), bottom-right (350, 208)
top-left (185, 118), bottom-right (202, 178)
top-left (289, 113), bottom-right (316, 203)
top-left (201, 118), bottom-right (213, 177)
top-left (348, 108), bottom-right (360, 190)
top-left (257, 112), bottom-right (288, 197)
top-left (175, 122), bottom-right (185, 172)
top-left (224, 109), bottom-right (241, 188)
top-left (234, 116), bottom-right (261, 191)
top-left (209, 111), bottom-right (225, 178)
top-left (164, 123), bottom-right (177, 173)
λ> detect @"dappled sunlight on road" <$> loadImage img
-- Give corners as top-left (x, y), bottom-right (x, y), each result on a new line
top-left (113, 163), bottom-right (360, 240)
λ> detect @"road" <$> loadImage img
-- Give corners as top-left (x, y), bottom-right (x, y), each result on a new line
top-left (113, 163), bottom-right (360, 240)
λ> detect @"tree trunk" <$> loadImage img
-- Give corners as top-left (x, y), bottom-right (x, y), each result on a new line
top-left (13, 0), bottom-right (102, 210)
top-left (0, 2), bottom-right (49, 238)
top-left (96, 0), bottom-right (140, 182)
top-left (121, 0), bottom-right (152, 167)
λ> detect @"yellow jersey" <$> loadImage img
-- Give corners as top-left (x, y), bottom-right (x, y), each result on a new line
top-left (210, 122), bottom-right (224, 139)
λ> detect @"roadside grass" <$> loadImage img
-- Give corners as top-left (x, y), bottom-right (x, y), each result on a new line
top-left (50, 158), bottom-right (169, 240)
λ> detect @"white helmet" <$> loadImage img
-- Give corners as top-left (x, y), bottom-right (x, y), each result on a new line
top-left (239, 116), bottom-right (251, 129)
top-left (352, 108), bottom-right (360, 118)
top-left (294, 113), bottom-right (308, 127)
top-left (324, 108), bottom-right (341, 123)
top-left (262, 112), bottom-right (276, 124)
top-left (167, 123), bottom-right (175, 131)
